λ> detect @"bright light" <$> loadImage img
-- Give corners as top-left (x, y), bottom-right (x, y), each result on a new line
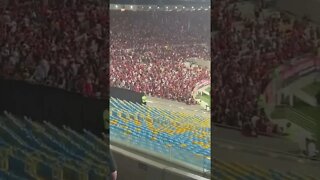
top-left (115, 5), bottom-right (118, 8)
top-left (175, 6), bottom-right (177, 9)
top-left (157, 7), bottom-right (160, 9)
top-left (183, 6), bottom-right (185, 9)
top-left (130, 5), bottom-right (133, 9)
top-left (192, 6), bottom-right (194, 9)
top-left (166, 6), bottom-right (168, 9)
top-left (149, 6), bottom-right (151, 9)
top-left (205, 9), bottom-right (208, 11)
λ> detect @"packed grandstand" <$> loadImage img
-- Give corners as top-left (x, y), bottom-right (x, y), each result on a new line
top-left (0, 0), bottom-right (109, 99)
top-left (109, 0), bottom-right (319, 178)
top-left (109, 0), bottom-right (212, 177)
top-left (212, 0), bottom-right (320, 179)
top-left (212, 0), bottom-right (320, 137)
top-left (0, 0), bottom-right (114, 179)
top-left (1, 0), bottom-right (320, 179)
top-left (110, 9), bottom-right (211, 105)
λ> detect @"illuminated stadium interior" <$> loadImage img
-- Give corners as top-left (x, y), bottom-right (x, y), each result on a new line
top-left (109, 0), bottom-right (211, 177)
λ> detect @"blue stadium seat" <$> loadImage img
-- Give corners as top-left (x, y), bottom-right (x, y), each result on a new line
top-left (0, 114), bottom-right (111, 179)
top-left (110, 98), bottom-right (211, 170)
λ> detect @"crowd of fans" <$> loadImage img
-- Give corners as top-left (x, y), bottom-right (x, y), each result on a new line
top-left (2, 0), bottom-right (319, 136)
top-left (0, 3), bottom-right (211, 103)
top-left (110, 10), bottom-right (210, 104)
top-left (0, 0), bottom-right (108, 98)
top-left (111, 10), bottom-right (210, 48)
top-left (211, 0), bottom-right (320, 135)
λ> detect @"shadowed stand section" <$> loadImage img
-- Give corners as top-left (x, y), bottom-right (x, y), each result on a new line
top-left (0, 111), bottom-right (114, 180)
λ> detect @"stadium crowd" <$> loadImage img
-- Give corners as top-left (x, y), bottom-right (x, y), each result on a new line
top-left (212, 0), bottom-right (320, 135)
top-left (0, 0), bottom-right (108, 98)
top-left (0, 3), bottom-right (211, 104)
top-left (110, 10), bottom-right (211, 104)
top-left (2, 0), bottom-right (319, 137)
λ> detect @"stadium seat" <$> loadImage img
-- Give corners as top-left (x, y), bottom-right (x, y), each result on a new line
top-left (110, 98), bottom-right (211, 170)
top-left (0, 113), bottom-right (111, 180)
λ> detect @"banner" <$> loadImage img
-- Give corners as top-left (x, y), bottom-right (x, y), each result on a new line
top-left (263, 57), bottom-right (320, 105)
top-left (279, 58), bottom-right (320, 81)
top-left (193, 79), bottom-right (210, 95)
top-left (195, 79), bottom-right (210, 89)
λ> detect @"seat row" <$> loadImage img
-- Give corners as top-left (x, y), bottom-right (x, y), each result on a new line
top-left (110, 98), bottom-right (211, 170)
top-left (0, 112), bottom-right (111, 180)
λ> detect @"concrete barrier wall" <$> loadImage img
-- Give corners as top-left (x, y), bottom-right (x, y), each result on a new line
top-left (111, 145), bottom-right (209, 180)
top-left (0, 79), bottom-right (106, 137)
top-left (110, 87), bottom-right (143, 104)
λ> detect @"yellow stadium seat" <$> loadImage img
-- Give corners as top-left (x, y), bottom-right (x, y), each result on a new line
top-left (180, 144), bottom-right (187, 148)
